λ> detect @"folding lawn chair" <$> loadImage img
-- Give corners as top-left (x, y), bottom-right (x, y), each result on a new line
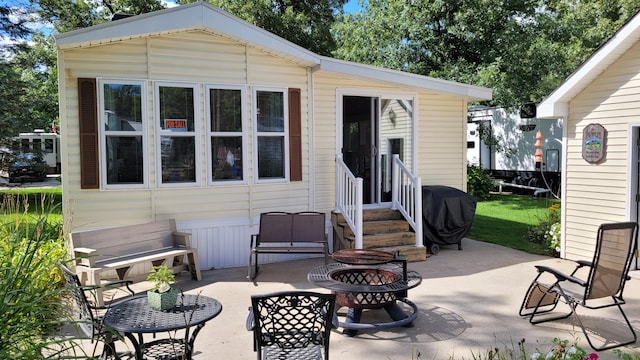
top-left (519, 221), bottom-right (638, 350)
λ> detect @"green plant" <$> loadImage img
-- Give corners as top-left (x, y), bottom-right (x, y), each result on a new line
top-left (467, 164), bottom-right (495, 200)
top-left (530, 338), bottom-right (596, 360)
top-left (453, 338), bottom-right (599, 360)
top-left (147, 264), bottom-right (176, 293)
top-left (546, 222), bottom-right (561, 253)
top-left (614, 349), bottom-right (640, 359)
top-left (0, 194), bottom-right (70, 359)
top-left (527, 203), bottom-right (561, 252)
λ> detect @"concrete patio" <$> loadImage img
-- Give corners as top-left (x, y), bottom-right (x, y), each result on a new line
top-left (80, 238), bottom-right (640, 359)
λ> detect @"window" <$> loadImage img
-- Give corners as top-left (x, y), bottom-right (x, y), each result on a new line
top-left (155, 82), bottom-right (198, 185)
top-left (254, 88), bottom-right (288, 181)
top-left (207, 86), bottom-right (244, 183)
top-left (99, 80), bottom-right (147, 187)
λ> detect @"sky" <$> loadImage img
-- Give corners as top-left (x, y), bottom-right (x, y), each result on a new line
top-left (0, 0), bottom-right (363, 46)
top-left (344, 0), bottom-right (363, 14)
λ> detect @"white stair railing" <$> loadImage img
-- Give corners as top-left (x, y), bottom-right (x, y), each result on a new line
top-left (391, 155), bottom-right (424, 248)
top-left (335, 155), bottom-right (363, 249)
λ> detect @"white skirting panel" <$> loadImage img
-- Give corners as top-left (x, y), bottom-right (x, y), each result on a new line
top-left (178, 218), bottom-right (333, 270)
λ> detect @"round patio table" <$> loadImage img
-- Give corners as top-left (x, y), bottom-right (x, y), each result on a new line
top-left (103, 294), bottom-right (222, 360)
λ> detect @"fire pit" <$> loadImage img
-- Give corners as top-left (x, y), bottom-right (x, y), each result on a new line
top-left (330, 267), bottom-right (402, 309)
top-left (307, 249), bottom-right (422, 335)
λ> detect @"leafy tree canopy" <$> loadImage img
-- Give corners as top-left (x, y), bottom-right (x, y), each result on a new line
top-left (333, 0), bottom-right (640, 109)
top-left (182, 0), bottom-right (347, 56)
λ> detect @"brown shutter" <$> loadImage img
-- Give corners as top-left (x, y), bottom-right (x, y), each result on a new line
top-left (288, 88), bottom-right (302, 181)
top-left (78, 78), bottom-right (99, 189)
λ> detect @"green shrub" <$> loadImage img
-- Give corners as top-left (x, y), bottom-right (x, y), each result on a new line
top-left (0, 194), bottom-right (69, 359)
top-left (467, 165), bottom-right (495, 200)
top-left (527, 203), bottom-right (561, 255)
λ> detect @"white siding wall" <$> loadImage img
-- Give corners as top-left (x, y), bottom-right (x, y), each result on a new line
top-left (60, 31), bottom-right (316, 268)
top-left (564, 41), bottom-right (640, 260)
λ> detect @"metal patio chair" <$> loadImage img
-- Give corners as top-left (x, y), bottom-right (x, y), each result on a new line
top-left (59, 262), bottom-right (136, 359)
top-left (246, 291), bottom-right (336, 360)
top-left (519, 221), bottom-right (638, 350)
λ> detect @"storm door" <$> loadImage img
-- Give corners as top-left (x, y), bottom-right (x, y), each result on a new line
top-left (341, 95), bottom-right (414, 205)
top-left (342, 96), bottom-right (378, 204)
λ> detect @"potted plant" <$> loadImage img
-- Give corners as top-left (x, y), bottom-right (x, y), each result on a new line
top-left (146, 264), bottom-right (179, 311)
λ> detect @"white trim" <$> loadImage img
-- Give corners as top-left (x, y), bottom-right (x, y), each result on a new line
top-left (559, 116), bottom-right (568, 259)
top-left (97, 78), bottom-right (149, 190)
top-left (153, 81), bottom-right (201, 188)
top-left (627, 124), bottom-right (640, 219)
top-left (204, 84), bottom-right (247, 186)
top-left (252, 86), bottom-right (290, 183)
top-left (335, 88), bottom-right (418, 206)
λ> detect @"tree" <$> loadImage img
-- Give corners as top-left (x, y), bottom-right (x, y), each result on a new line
top-left (0, 0), bottom-right (168, 142)
top-left (182, 0), bottom-right (347, 56)
top-left (0, 60), bottom-right (28, 141)
top-left (333, 0), bottom-right (640, 109)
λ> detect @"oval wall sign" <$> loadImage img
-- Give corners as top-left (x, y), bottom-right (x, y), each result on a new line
top-left (582, 123), bottom-right (606, 164)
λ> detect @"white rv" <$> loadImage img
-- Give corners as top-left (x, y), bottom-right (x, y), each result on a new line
top-left (467, 107), bottom-right (562, 195)
top-left (15, 130), bottom-right (61, 173)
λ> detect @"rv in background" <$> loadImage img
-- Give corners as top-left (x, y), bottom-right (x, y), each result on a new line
top-left (14, 130), bottom-right (61, 174)
top-left (467, 106), bottom-right (562, 196)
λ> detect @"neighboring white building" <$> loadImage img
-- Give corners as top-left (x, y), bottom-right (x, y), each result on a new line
top-left (55, 2), bottom-right (491, 269)
top-left (467, 107), bottom-right (562, 194)
top-left (537, 9), bottom-right (640, 265)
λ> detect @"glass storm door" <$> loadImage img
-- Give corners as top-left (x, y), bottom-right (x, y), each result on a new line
top-left (342, 95), bottom-right (413, 205)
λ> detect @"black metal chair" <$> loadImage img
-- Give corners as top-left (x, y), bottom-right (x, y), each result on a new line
top-left (519, 222), bottom-right (638, 350)
top-left (246, 291), bottom-right (336, 360)
top-left (59, 262), bottom-right (136, 359)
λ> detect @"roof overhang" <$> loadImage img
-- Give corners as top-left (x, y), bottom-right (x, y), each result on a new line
top-left (55, 1), bottom-right (492, 101)
top-left (315, 57), bottom-right (492, 101)
top-left (55, 1), bottom-right (321, 67)
top-left (538, 11), bottom-right (640, 118)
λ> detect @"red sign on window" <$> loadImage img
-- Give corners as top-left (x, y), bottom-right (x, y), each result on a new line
top-left (165, 119), bottom-right (187, 132)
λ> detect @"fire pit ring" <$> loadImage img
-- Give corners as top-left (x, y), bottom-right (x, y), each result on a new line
top-left (329, 267), bottom-right (402, 309)
top-left (308, 259), bottom-right (422, 334)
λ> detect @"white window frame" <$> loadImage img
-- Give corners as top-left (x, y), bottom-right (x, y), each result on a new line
top-left (205, 84), bottom-right (247, 185)
top-left (252, 86), bottom-right (289, 183)
top-left (154, 81), bottom-right (200, 187)
top-left (97, 78), bottom-right (149, 189)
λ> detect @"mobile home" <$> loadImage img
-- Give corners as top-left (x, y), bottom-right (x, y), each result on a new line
top-left (55, 2), bottom-right (491, 270)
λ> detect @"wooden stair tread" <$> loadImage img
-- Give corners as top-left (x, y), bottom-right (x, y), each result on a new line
top-left (331, 209), bottom-right (426, 262)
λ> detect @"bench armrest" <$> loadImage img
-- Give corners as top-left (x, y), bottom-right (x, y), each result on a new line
top-left (73, 247), bottom-right (97, 255)
top-left (172, 231), bottom-right (192, 248)
top-left (73, 247), bottom-right (98, 267)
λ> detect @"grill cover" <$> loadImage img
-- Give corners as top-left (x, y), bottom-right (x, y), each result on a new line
top-left (422, 186), bottom-right (477, 248)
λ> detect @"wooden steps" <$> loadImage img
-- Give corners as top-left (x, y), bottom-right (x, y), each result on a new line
top-left (331, 209), bottom-right (426, 262)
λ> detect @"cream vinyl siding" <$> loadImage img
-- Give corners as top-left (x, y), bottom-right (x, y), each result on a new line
top-left (311, 73), bottom-right (470, 213)
top-left (417, 95), bottom-right (467, 190)
top-left (60, 31), bottom-right (312, 231)
top-left (563, 41), bottom-right (640, 260)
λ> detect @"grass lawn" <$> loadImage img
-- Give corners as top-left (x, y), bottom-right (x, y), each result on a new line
top-left (0, 188), bottom-right (63, 223)
top-left (0, 187), bottom-right (556, 256)
top-left (467, 193), bottom-right (560, 255)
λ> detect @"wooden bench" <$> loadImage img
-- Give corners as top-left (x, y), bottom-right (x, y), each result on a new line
top-left (70, 219), bottom-right (202, 305)
top-left (248, 212), bottom-right (328, 280)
